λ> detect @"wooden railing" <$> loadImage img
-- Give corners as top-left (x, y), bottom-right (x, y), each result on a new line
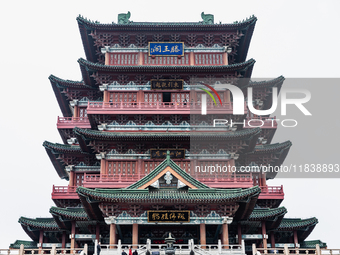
top-left (87, 101), bottom-right (235, 111)
top-left (56, 117), bottom-right (90, 129)
top-left (52, 185), bottom-right (77, 193)
top-left (260, 185), bottom-right (284, 194)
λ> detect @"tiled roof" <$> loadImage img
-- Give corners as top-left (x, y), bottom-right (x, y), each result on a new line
top-left (48, 75), bottom-right (91, 89)
top-left (300, 240), bottom-right (327, 248)
top-left (43, 141), bottom-right (83, 154)
top-left (248, 76), bottom-right (285, 88)
top-left (77, 185), bottom-right (261, 203)
top-left (76, 15), bottom-right (257, 30)
top-left (78, 57), bottom-right (256, 73)
top-left (19, 217), bottom-right (60, 230)
top-left (127, 156), bottom-right (209, 189)
top-left (253, 141), bottom-right (292, 154)
top-left (49, 207), bottom-right (88, 220)
top-left (9, 240), bottom-right (37, 249)
top-left (277, 217), bottom-right (318, 231)
top-left (249, 207), bottom-right (287, 221)
top-left (74, 127), bottom-right (261, 141)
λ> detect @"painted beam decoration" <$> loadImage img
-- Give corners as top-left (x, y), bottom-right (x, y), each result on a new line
top-left (151, 79), bottom-right (184, 90)
top-left (150, 149), bottom-right (185, 159)
top-left (148, 210), bottom-right (190, 223)
top-left (149, 42), bottom-right (184, 56)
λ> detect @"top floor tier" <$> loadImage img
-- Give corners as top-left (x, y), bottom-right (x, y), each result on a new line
top-left (77, 13), bottom-right (257, 65)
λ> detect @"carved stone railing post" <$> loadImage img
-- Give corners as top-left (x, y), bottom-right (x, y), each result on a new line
top-left (19, 244), bottom-right (24, 255)
top-left (252, 243), bottom-right (257, 255)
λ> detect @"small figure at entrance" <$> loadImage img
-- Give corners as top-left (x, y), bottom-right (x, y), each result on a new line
top-left (133, 250), bottom-right (138, 255)
top-left (97, 242), bottom-right (101, 255)
top-left (122, 250), bottom-right (127, 255)
top-left (129, 248), bottom-right (132, 255)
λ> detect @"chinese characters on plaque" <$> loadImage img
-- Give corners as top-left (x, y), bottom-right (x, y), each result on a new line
top-left (150, 149), bottom-right (185, 159)
top-left (147, 211), bottom-right (190, 223)
top-left (150, 79), bottom-right (184, 90)
top-left (149, 42), bottom-right (184, 56)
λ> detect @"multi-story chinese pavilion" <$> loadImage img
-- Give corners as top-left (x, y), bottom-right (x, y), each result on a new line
top-left (10, 12), bottom-right (327, 253)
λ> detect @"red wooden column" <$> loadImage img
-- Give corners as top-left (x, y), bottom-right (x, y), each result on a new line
top-left (237, 223), bottom-right (242, 244)
top-left (190, 52), bottom-right (195, 66)
top-left (261, 221), bottom-right (268, 250)
top-left (96, 223), bottom-right (100, 242)
top-left (62, 231), bottom-right (66, 249)
top-left (293, 230), bottom-right (298, 248)
top-left (132, 223), bottom-right (138, 248)
top-left (200, 223), bottom-right (206, 249)
top-left (99, 152), bottom-right (107, 177)
top-left (221, 217), bottom-right (232, 248)
top-left (222, 223), bottom-right (229, 247)
top-left (70, 221), bottom-right (76, 250)
top-left (270, 232), bottom-right (275, 250)
top-left (110, 223), bottom-right (117, 247)
top-left (39, 230), bottom-right (44, 253)
top-left (69, 166), bottom-right (75, 187)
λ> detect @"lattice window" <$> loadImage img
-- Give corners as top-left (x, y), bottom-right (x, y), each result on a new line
top-left (144, 93), bottom-right (162, 103)
top-left (79, 108), bottom-right (87, 118)
top-left (171, 93), bottom-right (189, 103)
top-left (76, 174), bottom-right (84, 186)
top-left (110, 92), bottom-right (137, 102)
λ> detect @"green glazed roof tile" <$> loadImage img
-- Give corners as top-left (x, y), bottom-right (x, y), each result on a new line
top-left (249, 207), bottom-right (287, 220)
top-left (74, 127), bottom-right (261, 141)
top-left (9, 240), bottom-right (37, 249)
top-left (19, 217), bottom-right (60, 230)
top-left (77, 57), bottom-right (256, 72)
top-left (277, 217), bottom-right (318, 231)
top-left (300, 240), bottom-right (327, 248)
top-left (77, 185), bottom-right (261, 203)
top-left (49, 207), bottom-right (88, 220)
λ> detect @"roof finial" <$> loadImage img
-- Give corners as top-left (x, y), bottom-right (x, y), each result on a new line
top-left (166, 150), bottom-right (171, 162)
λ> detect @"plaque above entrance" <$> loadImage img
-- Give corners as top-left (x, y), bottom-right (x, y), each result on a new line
top-left (150, 79), bottom-right (184, 90)
top-left (147, 210), bottom-right (190, 223)
top-left (150, 149), bottom-right (185, 159)
top-left (149, 42), bottom-right (184, 56)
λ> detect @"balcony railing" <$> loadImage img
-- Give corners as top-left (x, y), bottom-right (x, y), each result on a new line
top-left (52, 185), bottom-right (78, 199)
top-left (87, 101), bottom-right (239, 114)
top-left (259, 185), bottom-right (284, 199)
top-left (57, 117), bottom-right (90, 128)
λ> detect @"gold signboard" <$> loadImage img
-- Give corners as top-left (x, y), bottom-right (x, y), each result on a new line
top-left (147, 210), bottom-right (190, 223)
top-left (151, 79), bottom-right (184, 90)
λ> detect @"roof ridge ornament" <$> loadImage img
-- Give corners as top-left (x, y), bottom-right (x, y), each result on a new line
top-left (118, 11), bottom-right (131, 24)
top-left (201, 12), bottom-right (214, 24)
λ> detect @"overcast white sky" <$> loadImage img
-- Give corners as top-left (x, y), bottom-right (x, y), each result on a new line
top-left (0, 0), bottom-right (339, 249)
